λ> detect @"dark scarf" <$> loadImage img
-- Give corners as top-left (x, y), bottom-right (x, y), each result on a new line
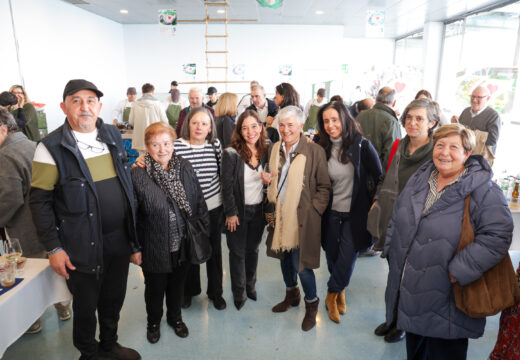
top-left (145, 154), bottom-right (192, 252)
top-left (397, 135), bottom-right (434, 194)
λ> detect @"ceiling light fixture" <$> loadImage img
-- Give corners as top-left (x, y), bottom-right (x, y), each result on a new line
top-left (120, 9), bottom-right (128, 14)
top-left (217, 9), bottom-right (225, 14)
top-left (315, 10), bottom-right (324, 15)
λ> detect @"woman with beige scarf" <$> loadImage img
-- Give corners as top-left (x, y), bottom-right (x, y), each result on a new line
top-left (263, 106), bottom-right (330, 331)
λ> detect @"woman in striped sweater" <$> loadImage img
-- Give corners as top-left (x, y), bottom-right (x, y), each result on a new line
top-left (176, 107), bottom-right (227, 310)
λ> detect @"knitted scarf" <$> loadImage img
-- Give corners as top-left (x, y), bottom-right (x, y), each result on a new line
top-left (145, 154), bottom-right (192, 252)
top-left (267, 141), bottom-right (306, 252)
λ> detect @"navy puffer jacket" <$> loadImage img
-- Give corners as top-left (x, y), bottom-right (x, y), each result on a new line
top-left (384, 155), bottom-right (513, 339)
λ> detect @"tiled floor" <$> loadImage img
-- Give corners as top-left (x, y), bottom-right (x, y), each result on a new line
top-left (4, 238), bottom-right (519, 360)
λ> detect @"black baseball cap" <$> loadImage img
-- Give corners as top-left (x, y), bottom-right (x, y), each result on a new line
top-left (63, 79), bottom-right (103, 101)
top-left (171, 81), bottom-right (178, 87)
top-left (207, 86), bottom-right (217, 95)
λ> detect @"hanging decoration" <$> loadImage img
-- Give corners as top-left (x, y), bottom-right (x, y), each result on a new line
top-left (341, 64), bottom-right (349, 74)
top-left (279, 65), bottom-right (292, 76)
top-left (158, 9), bottom-right (177, 36)
top-left (232, 64), bottom-right (246, 79)
top-left (256, 0), bottom-right (284, 9)
top-left (183, 64), bottom-right (197, 75)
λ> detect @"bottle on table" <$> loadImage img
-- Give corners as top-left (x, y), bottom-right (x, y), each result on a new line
top-left (512, 180), bottom-right (519, 203)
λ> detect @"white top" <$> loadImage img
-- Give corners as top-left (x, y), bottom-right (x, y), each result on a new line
top-left (304, 98), bottom-right (327, 118)
top-left (255, 103), bottom-right (269, 123)
top-left (111, 99), bottom-right (134, 122)
top-left (244, 164), bottom-right (264, 205)
top-left (237, 94), bottom-right (252, 117)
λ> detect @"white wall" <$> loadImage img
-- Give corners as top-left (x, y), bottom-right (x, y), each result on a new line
top-left (1, 1), bottom-right (394, 132)
top-left (123, 24), bottom-right (395, 103)
top-left (0, 0), bottom-right (127, 131)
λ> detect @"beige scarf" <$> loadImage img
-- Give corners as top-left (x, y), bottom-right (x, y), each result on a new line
top-left (267, 141), bottom-right (306, 252)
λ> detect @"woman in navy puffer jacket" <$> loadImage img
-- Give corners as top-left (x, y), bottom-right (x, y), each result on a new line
top-left (384, 124), bottom-right (513, 360)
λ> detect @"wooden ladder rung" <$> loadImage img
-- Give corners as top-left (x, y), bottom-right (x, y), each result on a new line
top-left (206, 51), bottom-right (228, 53)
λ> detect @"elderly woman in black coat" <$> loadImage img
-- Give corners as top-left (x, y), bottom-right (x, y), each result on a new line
top-left (131, 122), bottom-right (209, 343)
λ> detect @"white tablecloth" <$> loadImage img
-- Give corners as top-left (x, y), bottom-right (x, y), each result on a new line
top-left (0, 258), bottom-right (71, 358)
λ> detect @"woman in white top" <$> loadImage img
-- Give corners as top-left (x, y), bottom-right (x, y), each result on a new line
top-left (221, 110), bottom-right (269, 310)
top-left (175, 107), bottom-right (226, 310)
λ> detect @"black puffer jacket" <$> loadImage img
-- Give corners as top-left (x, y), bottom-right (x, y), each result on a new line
top-left (132, 156), bottom-right (209, 273)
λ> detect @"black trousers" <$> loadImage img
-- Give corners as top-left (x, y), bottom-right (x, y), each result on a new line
top-left (184, 205), bottom-right (224, 299)
top-left (143, 261), bottom-right (190, 325)
top-left (406, 332), bottom-right (468, 360)
top-left (66, 253), bottom-right (130, 359)
top-left (225, 204), bottom-right (264, 301)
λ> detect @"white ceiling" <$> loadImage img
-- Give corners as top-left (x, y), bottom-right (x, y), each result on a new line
top-left (62, 0), bottom-right (517, 38)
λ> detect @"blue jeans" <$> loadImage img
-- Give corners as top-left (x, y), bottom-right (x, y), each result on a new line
top-left (323, 210), bottom-right (358, 293)
top-left (280, 249), bottom-right (317, 301)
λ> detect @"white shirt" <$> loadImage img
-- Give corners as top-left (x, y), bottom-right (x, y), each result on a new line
top-left (278, 138), bottom-right (300, 205)
top-left (254, 102), bottom-right (269, 123)
top-left (244, 164), bottom-right (264, 205)
top-left (112, 99), bottom-right (134, 123)
top-left (304, 98), bottom-right (327, 118)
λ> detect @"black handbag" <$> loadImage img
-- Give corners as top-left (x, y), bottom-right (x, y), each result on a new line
top-left (183, 214), bottom-right (211, 265)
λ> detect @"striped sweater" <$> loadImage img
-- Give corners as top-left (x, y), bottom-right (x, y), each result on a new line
top-left (174, 138), bottom-right (222, 210)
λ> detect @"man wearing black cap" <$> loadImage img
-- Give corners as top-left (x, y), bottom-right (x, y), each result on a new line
top-left (112, 87), bottom-right (137, 125)
top-left (206, 86), bottom-right (218, 109)
top-left (30, 79), bottom-right (142, 360)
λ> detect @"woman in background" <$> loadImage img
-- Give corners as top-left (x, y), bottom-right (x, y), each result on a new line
top-left (215, 92), bottom-right (238, 148)
top-left (9, 85), bottom-right (40, 141)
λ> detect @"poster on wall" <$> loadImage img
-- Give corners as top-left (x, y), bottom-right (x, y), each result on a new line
top-left (232, 64), bottom-right (246, 79)
top-left (279, 65), bottom-right (292, 76)
top-left (366, 10), bottom-right (385, 37)
top-left (158, 9), bottom-right (177, 36)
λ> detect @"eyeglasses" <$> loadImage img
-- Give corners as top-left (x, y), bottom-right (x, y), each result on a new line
top-left (470, 95), bottom-right (487, 100)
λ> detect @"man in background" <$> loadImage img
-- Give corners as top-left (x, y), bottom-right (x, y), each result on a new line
top-left (112, 87), bottom-right (137, 125)
top-left (247, 85), bottom-right (279, 125)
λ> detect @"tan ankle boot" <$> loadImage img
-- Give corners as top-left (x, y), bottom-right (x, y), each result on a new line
top-left (272, 287), bottom-right (301, 313)
top-left (337, 289), bottom-right (346, 315)
top-left (325, 291), bottom-right (340, 323)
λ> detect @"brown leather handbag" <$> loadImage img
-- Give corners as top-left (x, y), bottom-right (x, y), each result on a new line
top-left (452, 196), bottom-right (520, 318)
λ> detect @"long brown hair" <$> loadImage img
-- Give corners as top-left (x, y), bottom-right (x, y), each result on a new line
top-left (230, 110), bottom-right (268, 164)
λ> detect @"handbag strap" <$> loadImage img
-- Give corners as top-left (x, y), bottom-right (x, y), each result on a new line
top-left (456, 195), bottom-right (474, 254)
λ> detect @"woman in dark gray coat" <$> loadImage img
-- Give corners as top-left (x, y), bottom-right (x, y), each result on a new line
top-left (384, 124), bottom-right (513, 360)
top-left (221, 110), bottom-right (268, 310)
top-left (131, 122), bottom-right (209, 343)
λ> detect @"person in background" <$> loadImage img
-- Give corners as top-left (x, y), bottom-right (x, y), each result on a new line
top-left (356, 87), bottom-right (401, 170)
top-left (384, 124), bottom-right (512, 360)
top-left (176, 107), bottom-right (226, 311)
top-left (414, 89), bottom-right (432, 100)
top-left (0, 91), bottom-right (25, 130)
top-left (237, 80), bottom-right (260, 116)
top-left (264, 106), bottom-right (330, 332)
top-left (0, 108), bottom-right (72, 334)
top-left (30, 79), bottom-right (141, 360)
top-left (214, 92), bottom-right (238, 149)
top-left (372, 98), bottom-right (440, 343)
top-left (131, 122), bottom-right (209, 343)
top-left (175, 88), bottom-right (215, 137)
top-left (451, 85), bottom-right (501, 155)
top-left (112, 87), bottom-right (137, 125)
top-left (349, 98), bottom-right (375, 118)
top-left (165, 80), bottom-right (189, 109)
top-left (270, 82), bottom-right (301, 143)
top-left (221, 110), bottom-right (268, 310)
top-left (164, 89), bottom-right (182, 130)
top-left (303, 88), bottom-right (327, 132)
top-left (316, 101), bottom-right (382, 324)
top-left (129, 83), bottom-right (168, 154)
top-left (206, 87), bottom-right (218, 109)
top-left (9, 85), bottom-right (40, 141)
top-left (247, 85), bottom-right (279, 125)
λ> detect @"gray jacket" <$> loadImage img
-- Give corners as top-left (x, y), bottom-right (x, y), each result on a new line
top-left (0, 132), bottom-right (45, 257)
top-left (384, 156), bottom-right (513, 339)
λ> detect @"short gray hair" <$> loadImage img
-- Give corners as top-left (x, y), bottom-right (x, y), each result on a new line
top-left (400, 98), bottom-right (440, 135)
top-left (376, 87), bottom-right (396, 105)
top-left (277, 105), bottom-right (304, 125)
top-left (189, 88), bottom-right (203, 97)
top-left (251, 85), bottom-right (265, 95)
top-left (0, 107), bottom-right (18, 132)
